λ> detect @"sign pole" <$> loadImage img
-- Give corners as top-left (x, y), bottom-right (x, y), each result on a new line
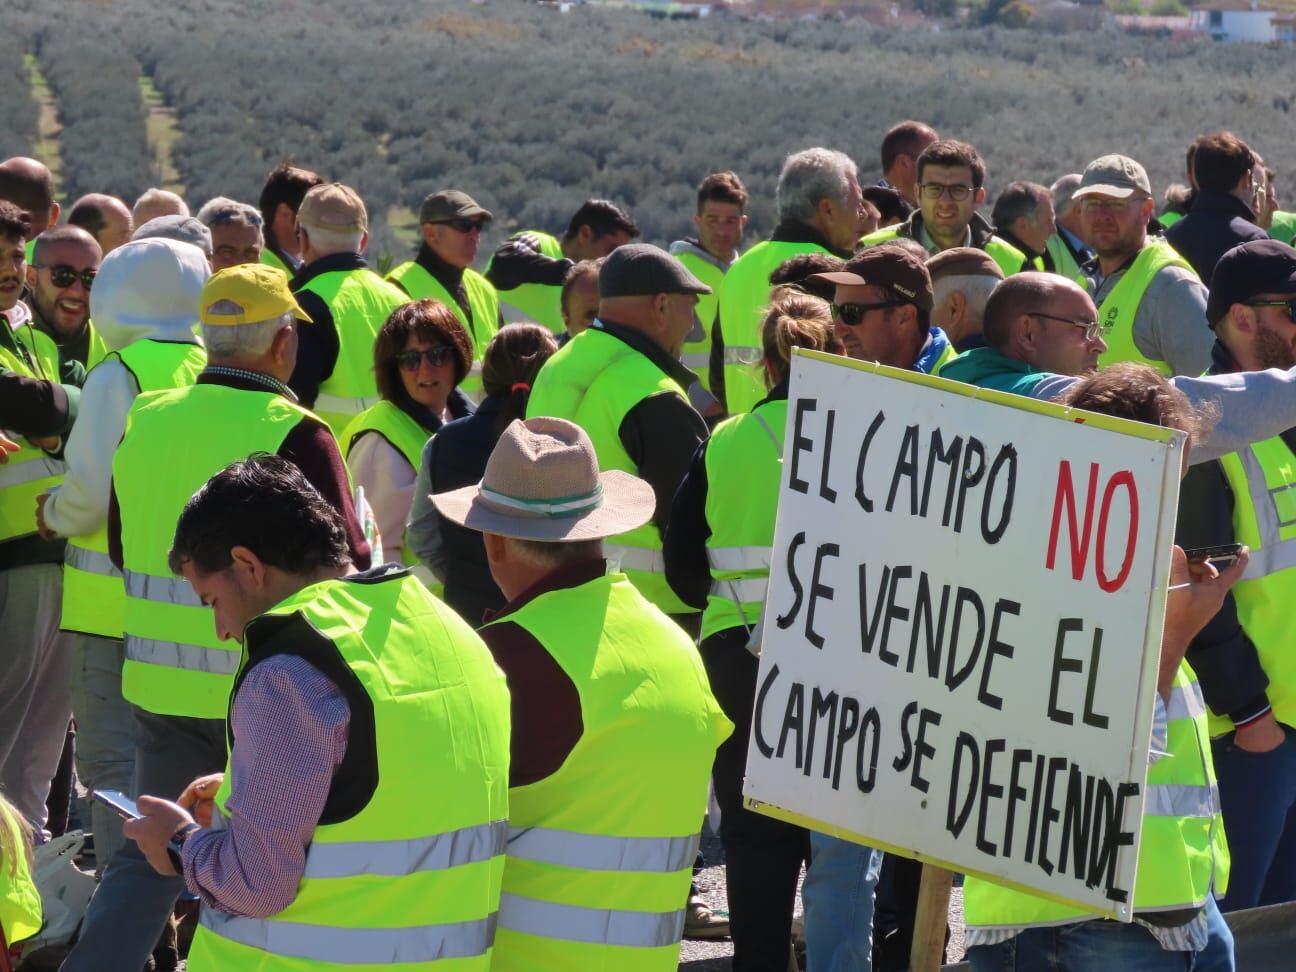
top-left (909, 864), bottom-right (953, 972)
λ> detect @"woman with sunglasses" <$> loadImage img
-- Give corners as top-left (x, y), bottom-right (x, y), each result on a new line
top-left (406, 323), bottom-right (557, 623)
top-left (664, 287), bottom-right (840, 972)
top-left (342, 299), bottom-right (474, 575)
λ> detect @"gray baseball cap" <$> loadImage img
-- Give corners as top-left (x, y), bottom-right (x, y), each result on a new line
top-left (131, 215), bottom-right (213, 257)
top-left (598, 244), bottom-right (712, 300)
top-left (419, 190), bottom-right (492, 225)
top-left (1073, 155), bottom-right (1152, 201)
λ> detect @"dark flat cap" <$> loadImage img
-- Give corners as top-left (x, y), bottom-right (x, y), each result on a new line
top-left (1208, 239), bottom-right (1296, 327)
top-left (809, 245), bottom-right (934, 311)
top-left (419, 190), bottom-right (492, 225)
top-left (599, 243), bottom-right (711, 299)
top-left (926, 246), bottom-right (1004, 282)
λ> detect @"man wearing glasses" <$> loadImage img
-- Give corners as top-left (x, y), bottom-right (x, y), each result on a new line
top-left (388, 190), bottom-right (502, 400)
top-left (1077, 154), bottom-right (1213, 377)
top-left (861, 140), bottom-right (1027, 277)
top-left (26, 225), bottom-right (106, 369)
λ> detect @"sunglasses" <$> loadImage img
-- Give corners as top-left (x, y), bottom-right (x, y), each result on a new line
top-left (438, 218), bottom-right (487, 234)
top-left (1247, 299), bottom-right (1296, 319)
top-left (394, 346), bottom-right (453, 372)
top-left (832, 300), bottom-right (903, 326)
top-left (35, 264), bottom-right (96, 289)
top-left (1028, 311), bottom-right (1103, 342)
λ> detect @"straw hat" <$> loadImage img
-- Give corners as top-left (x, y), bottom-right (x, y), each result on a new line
top-left (431, 417), bottom-right (654, 541)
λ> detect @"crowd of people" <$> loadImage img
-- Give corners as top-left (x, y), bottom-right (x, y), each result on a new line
top-left (0, 118), bottom-right (1295, 972)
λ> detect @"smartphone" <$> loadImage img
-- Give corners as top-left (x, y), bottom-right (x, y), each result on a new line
top-left (1183, 543), bottom-right (1243, 568)
top-left (93, 789), bottom-right (142, 821)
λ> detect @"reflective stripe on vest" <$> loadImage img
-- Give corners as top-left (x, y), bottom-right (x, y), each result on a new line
top-left (199, 908), bottom-right (498, 963)
top-left (507, 826), bottom-right (697, 873)
top-left (304, 819), bottom-right (507, 879)
top-left (1230, 446), bottom-right (1296, 581)
top-left (708, 546), bottom-right (771, 572)
top-left (65, 546), bottom-right (121, 579)
top-left (713, 577), bottom-right (767, 603)
top-left (681, 351), bottom-right (710, 373)
top-left (314, 391), bottom-right (380, 419)
top-left (125, 569), bottom-right (204, 608)
top-left (497, 892), bottom-right (681, 949)
top-left (606, 545), bottom-right (665, 575)
top-left (125, 636), bottom-right (241, 675)
top-left (1166, 680), bottom-right (1207, 722)
top-left (0, 454), bottom-right (64, 488)
top-left (1145, 782), bottom-right (1220, 819)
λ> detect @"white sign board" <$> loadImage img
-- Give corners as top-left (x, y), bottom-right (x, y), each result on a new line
top-left (743, 350), bottom-right (1184, 920)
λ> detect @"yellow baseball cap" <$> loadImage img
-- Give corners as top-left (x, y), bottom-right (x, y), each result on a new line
top-left (199, 264), bottom-right (313, 326)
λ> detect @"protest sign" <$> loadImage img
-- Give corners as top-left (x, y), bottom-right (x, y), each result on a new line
top-left (742, 350), bottom-right (1184, 920)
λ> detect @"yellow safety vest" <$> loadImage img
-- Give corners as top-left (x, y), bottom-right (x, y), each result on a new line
top-left (1215, 434), bottom-right (1296, 734)
top-left (61, 340), bottom-right (206, 639)
top-left (386, 261), bottom-right (499, 401)
top-left (861, 225), bottom-right (1028, 277)
top-left (188, 567), bottom-right (510, 972)
top-left (260, 247), bottom-right (291, 278)
top-left (298, 267), bottom-right (409, 434)
top-left (670, 242), bottom-right (729, 391)
top-left (718, 240), bottom-right (829, 415)
top-left (964, 662), bottom-right (1228, 930)
top-left (527, 326), bottom-right (696, 615)
top-left (1096, 239), bottom-right (1195, 377)
top-left (701, 397), bottom-right (784, 640)
top-left (0, 325), bottom-right (67, 545)
top-left (488, 231), bottom-right (565, 334)
top-left (1044, 234), bottom-right (1088, 286)
top-left (0, 799), bottom-right (41, 947)
top-left (485, 571), bottom-right (731, 972)
top-left (114, 382), bottom-right (320, 718)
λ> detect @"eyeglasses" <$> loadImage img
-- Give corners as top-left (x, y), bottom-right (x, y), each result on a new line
top-left (1247, 299), bottom-right (1296, 319)
top-left (437, 218), bottom-right (487, 234)
top-left (918, 183), bottom-right (975, 202)
top-left (34, 265), bottom-right (96, 289)
top-left (832, 301), bottom-right (903, 326)
top-left (394, 346), bottom-right (453, 371)
top-left (1078, 198), bottom-right (1139, 216)
top-left (1029, 311), bottom-right (1103, 341)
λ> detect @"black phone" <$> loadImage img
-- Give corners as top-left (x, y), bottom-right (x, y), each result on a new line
top-left (1183, 543), bottom-right (1243, 568)
top-left (92, 789), bottom-right (142, 821)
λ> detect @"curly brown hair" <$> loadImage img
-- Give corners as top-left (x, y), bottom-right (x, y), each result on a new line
top-left (373, 299), bottom-right (474, 402)
top-left (1057, 362), bottom-right (1215, 449)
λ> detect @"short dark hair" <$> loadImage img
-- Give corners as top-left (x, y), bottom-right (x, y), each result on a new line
top-left (917, 140), bottom-right (986, 190)
top-left (67, 198), bottom-right (108, 237)
top-left (564, 200), bottom-right (639, 242)
top-left (32, 225), bottom-right (97, 264)
top-left (768, 252), bottom-right (844, 302)
top-left (992, 182), bottom-right (1049, 233)
top-left (167, 454), bottom-right (350, 576)
top-left (560, 258), bottom-right (603, 317)
top-left (880, 121), bottom-right (939, 173)
top-left (258, 161), bottom-right (324, 230)
top-left (696, 171), bottom-right (748, 213)
top-left (861, 185), bottom-right (913, 224)
top-left (1058, 362), bottom-right (1211, 449)
top-left (374, 299), bottom-right (475, 401)
top-left (1191, 132), bottom-right (1256, 195)
top-left (481, 323), bottom-right (558, 434)
top-left (0, 161), bottom-right (54, 219)
top-left (0, 201), bottom-right (31, 244)
top-left (981, 273), bottom-right (1059, 349)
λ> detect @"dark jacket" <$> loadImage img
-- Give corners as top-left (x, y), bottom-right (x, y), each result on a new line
top-left (1176, 340), bottom-right (1273, 730)
top-left (423, 394), bottom-right (508, 623)
top-left (1164, 190), bottom-right (1268, 284)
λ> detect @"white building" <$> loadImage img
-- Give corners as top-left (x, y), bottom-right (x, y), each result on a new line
top-left (1189, 0), bottom-right (1281, 41)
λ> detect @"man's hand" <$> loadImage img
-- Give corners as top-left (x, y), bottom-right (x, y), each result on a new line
top-left (0, 434), bottom-right (18, 464)
top-left (122, 796), bottom-right (196, 877)
top-left (1159, 544), bottom-right (1250, 698)
top-left (1235, 711), bottom-right (1286, 754)
top-left (35, 492), bottom-right (57, 540)
top-left (177, 773), bottom-right (224, 829)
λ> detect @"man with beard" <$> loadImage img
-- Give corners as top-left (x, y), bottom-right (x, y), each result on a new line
top-left (1077, 154), bottom-right (1213, 377)
top-left (1177, 239), bottom-right (1296, 916)
top-left (26, 226), bottom-right (106, 369)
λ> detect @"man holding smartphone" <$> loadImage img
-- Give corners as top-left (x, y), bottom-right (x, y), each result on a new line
top-left (1176, 239), bottom-right (1296, 913)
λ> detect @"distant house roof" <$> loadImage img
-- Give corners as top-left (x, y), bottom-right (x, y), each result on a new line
top-left (1191, 0), bottom-right (1280, 11)
top-left (1117, 13), bottom-right (1191, 26)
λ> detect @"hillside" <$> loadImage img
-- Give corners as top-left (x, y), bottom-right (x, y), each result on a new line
top-left (4, 0), bottom-right (1296, 262)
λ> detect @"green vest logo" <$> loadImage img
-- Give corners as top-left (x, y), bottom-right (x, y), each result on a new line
top-left (1102, 305), bottom-right (1119, 334)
